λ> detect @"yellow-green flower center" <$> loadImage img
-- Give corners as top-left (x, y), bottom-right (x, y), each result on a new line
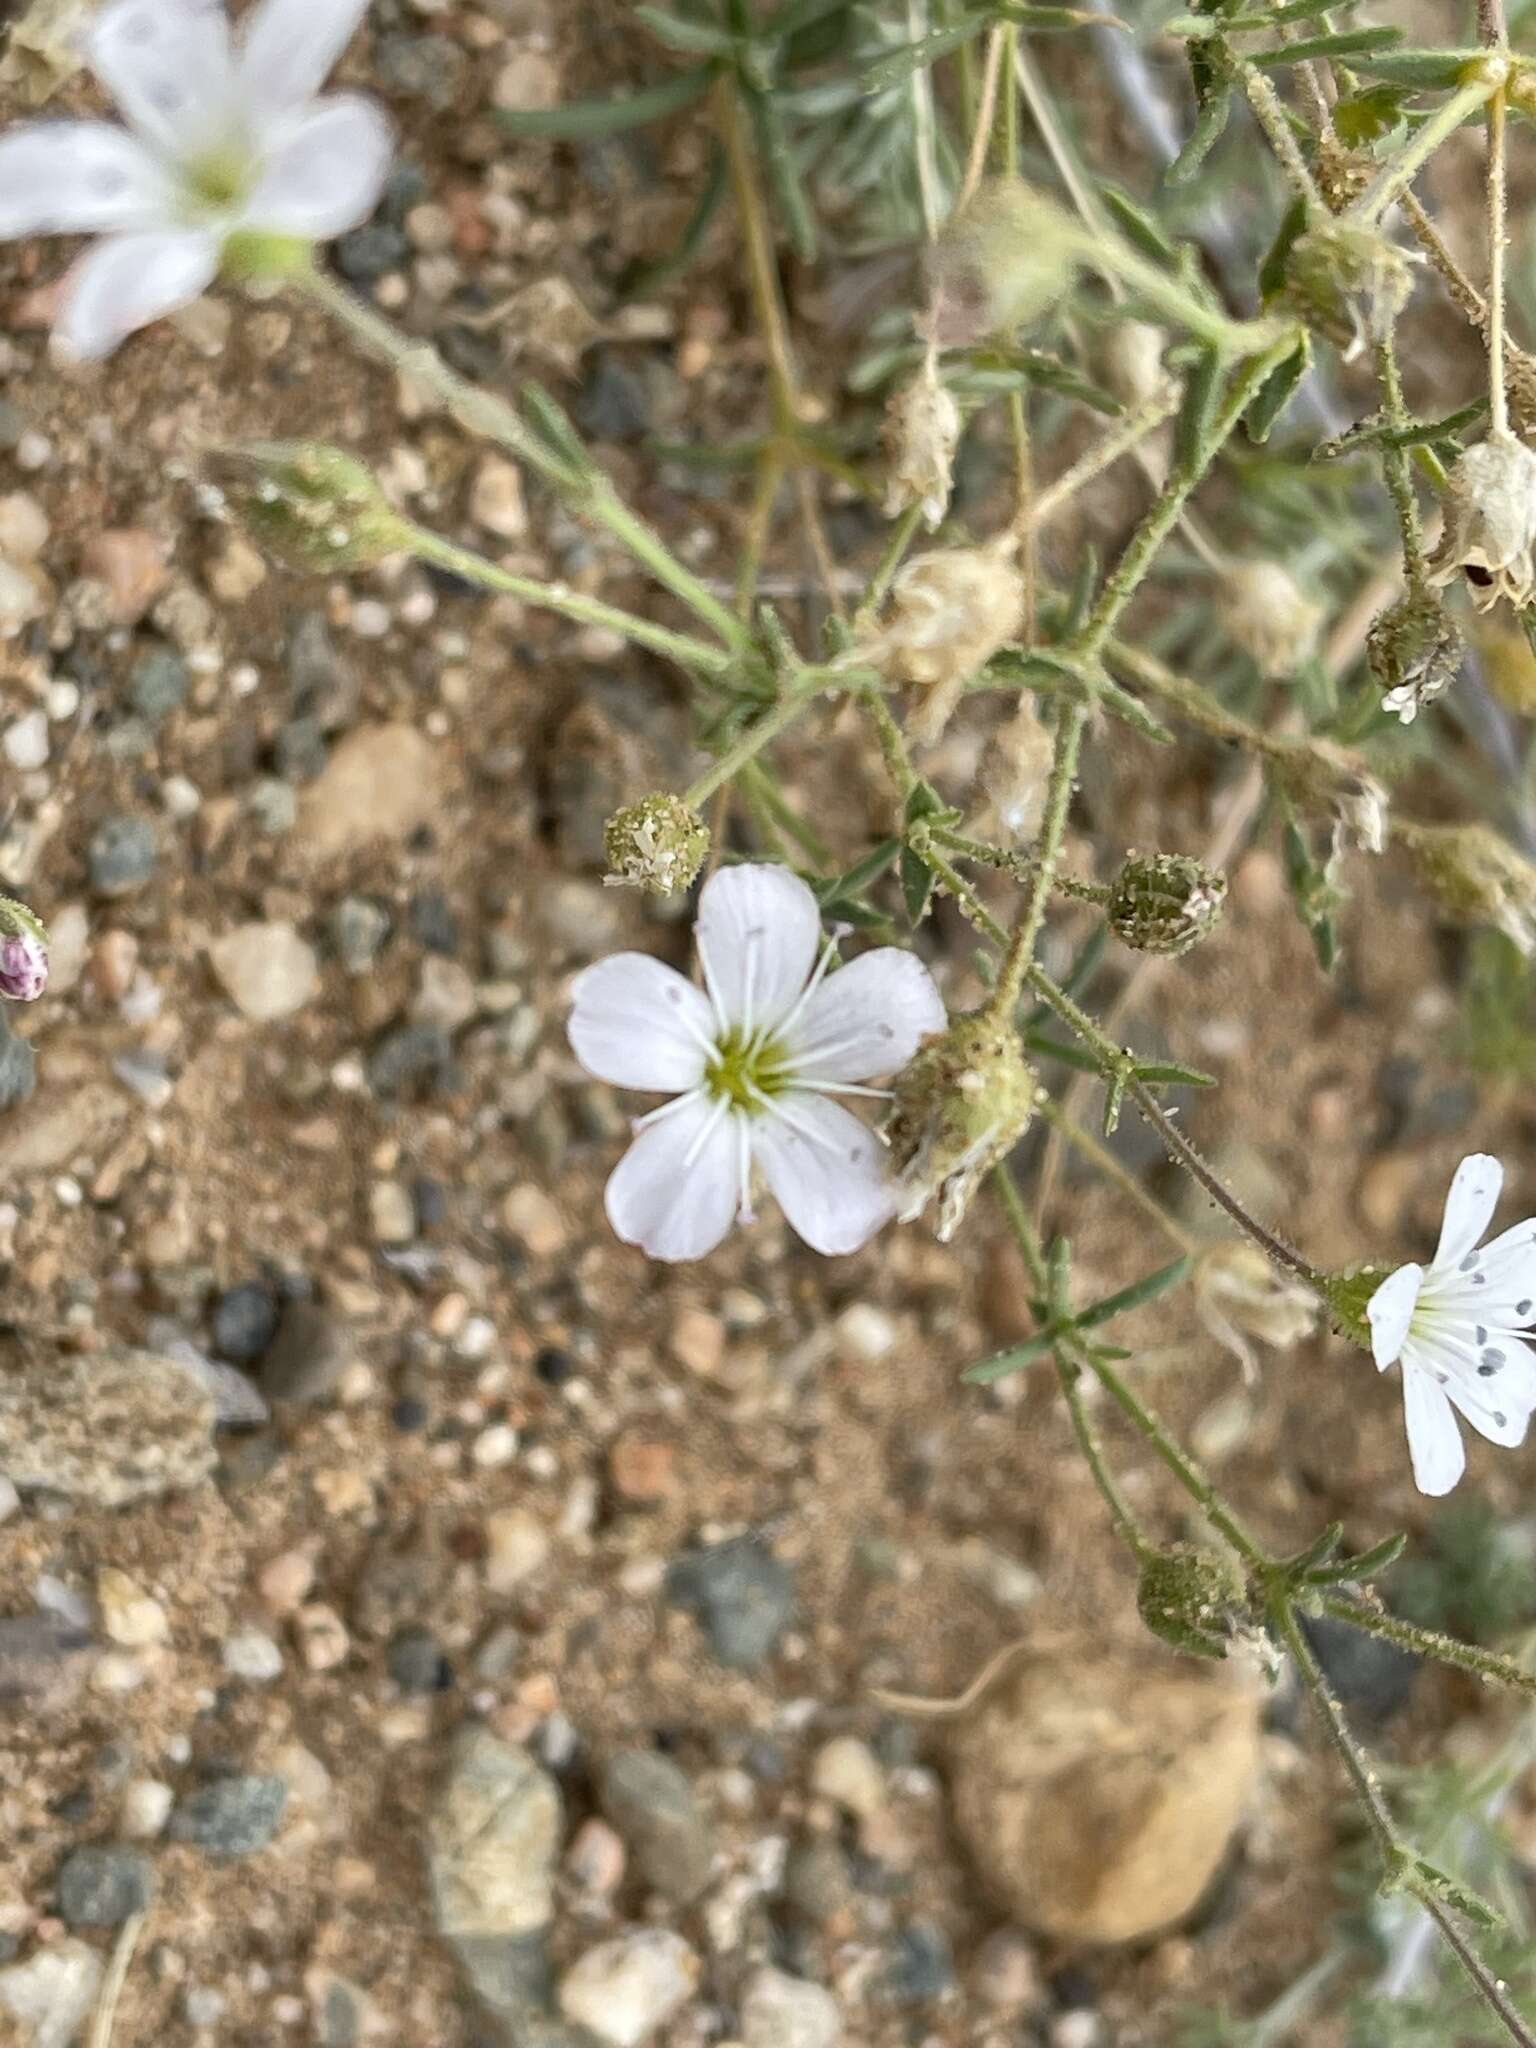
top-left (704, 1027), bottom-right (791, 1115)
top-left (184, 145), bottom-right (253, 215)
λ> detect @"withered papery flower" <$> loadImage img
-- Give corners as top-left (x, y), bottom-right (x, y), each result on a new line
top-left (1427, 433), bottom-right (1536, 613)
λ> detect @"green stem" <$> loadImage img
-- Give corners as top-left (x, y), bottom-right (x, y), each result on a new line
top-left (1373, 334), bottom-right (1427, 581)
top-left (990, 702), bottom-right (1086, 1010)
top-left (1235, 55), bottom-right (1326, 208)
top-left (683, 667), bottom-right (877, 806)
top-left (294, 262), bottom-right (751, 656)
top-left (932, 824), bottom-right (1109, 903)
top-left (1035, 1096), bottom-right (1200, 1253)
top-left (1487, 79), bottom-right (1510, 438)
top-left (1317, 1594), bottom-right (1536, 1698)
top-left (1274, 1594), bottom-right (1400, 1857)
top-left (404, 526), bottom-right (736, 675)
top-left (994, 1168), bottom-right (1265, 1566)
top-left (1348, 73), bottom-right (1503, 228)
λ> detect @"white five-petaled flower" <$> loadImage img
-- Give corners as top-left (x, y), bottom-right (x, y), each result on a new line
top-left (1367, 1154), bottom-right (1536, 1497)
top-left (567, 863), bottom-right (947, 1263)
top-left (0, 0), bottom-right (391, 360)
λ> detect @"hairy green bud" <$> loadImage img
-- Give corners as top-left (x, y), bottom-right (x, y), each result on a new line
top-left (1397, 819), bottom-right (1536, 957)
top-left (1108, 852), bottom-right (1226, 958)
top-left (1280, 218), bottom-right (1415, 359)
top-left (923, 177), bottom-right (1082, 349)
top-left (1319, 1263), bottom-right (1392, 1351)
top-left (603, 794), bottom-right (710, 897)
top-left (885, 1008), bottom-right (1038, 1241)
top-left (214, 442), bottom-right (408, 575)
top-left (1219, 560), bottom-right (1324, 679)
top-left (1136, 1543), bottom-right (1245, 1660)
top-left (1367, 588), bottom-right (1464, 725)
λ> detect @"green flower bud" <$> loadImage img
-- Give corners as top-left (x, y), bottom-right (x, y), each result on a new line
top-left (923, 177), bottom-right (1082, 349)
top-left (1397, 819), bottom-right (1536, 957)
top-left (213, 442), bottom-right (409, 575)
top-left (603, 794), bottom-right (710, 897)
top-left (885, 1008), bottom-right (1038, 1241)
top-left (1280, 218), bottom-right (1415, 359)
top-left (1136, 1543), bottom-right (1246, 1660)
top-left (1367, 588), bottom-right (1463, 725)
top-left (1108, 852), bottom-right (1226, 958)
top-left (1319, 1263), bottom-right (1392, 1351)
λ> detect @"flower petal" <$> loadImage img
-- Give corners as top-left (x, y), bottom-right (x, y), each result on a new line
top-left (1443, 1370), bottom-right (1531, 1449)
top-left (244, 94), bottom-right (393, 239)
top-left (785, 948), bottom-right (947, 1083)
top-left (567, 952), bottom-right (712, 1093)
top-left (754, 1094), bottom-right (893, 1256)
top-left (1401, 1367), bottom-right (1466, 1497)
top-left (238, 0), bottom-right (372, 116)
top-left (1434, 1153), bottom-right (1503, 1268)
top-left (89, 0), bottom-right (235, 157)
top-left (695, 863), bottom-right (821, 1036)
top-left (1367, 1262), bottom-right (1423, 1369)
top-left (604, 1094), bottom-right (738, 1262)
top-left (54, 229), bottom-right (220, 361)
top-left (0, 123), bottom-right (173, 238)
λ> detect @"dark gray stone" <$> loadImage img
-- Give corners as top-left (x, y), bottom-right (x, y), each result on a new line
top-left (211, 1283), bottom-right (281, 1365)
top-left (664, 1535), bottom-right (795, 1670)
top-left (0, 1017), bottom-right (37, 1109)
top-left (169, 1774), bottom-right (287, 1858)
top-left (329, 897), bottom-right (390, 973)
top-left (598, 1750), bottom-right (714, 1903)
top-left (1299, 1611), bottom-right (1420, 1724)
top-left (56, 1845), bottom-right (155, 1927)
top-left (287, 614), bottom-right (358, 731)
top-left (367, 1022), bottom-right (455, 1099)
top-left (884, 1922), bottom-right (955, 2006)
top-left (575, 351), bottom-right (652, 444)
top-left (128, 647), bottom-right (188, 724)
top-left (275, 717), bottom-right (328, 784)
top-left (387, 1627), bottom-right (450, 1694)
top-left (87, 813), bottom-right (158, 896)
top-left (334, 224), bottom-right (410, 284)
top-left (374, 32), bottom-right (467, 108)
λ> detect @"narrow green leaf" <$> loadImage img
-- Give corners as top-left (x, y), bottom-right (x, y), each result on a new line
top-left (1248, 25), bottom-right (1401, 67)
top-left (633, 7), bottom-right (737, 56)
top-left (1258, 194), bottom-right (1309, 303)
top-left (815, 837), bottom-right (902, 903)
top-left (963, 1332), bottom-right (1057, 1383)
top-left (1135, 1059), bottom-right (1217, 1088)
top-left (623, 144), bottom-right (728, 297)
top-left (495, 63), bottom-right (716, 138)
top-left (1246, 342), bottom-right (1309, 444)
top-left (1305, 1532), bottom-right (1408, 1584)
top-left (1077, 1255), bottom-right (1195, 1328)
top-left (1174, 347), bottom-right (1223, 476)
top-left (1023, 1031), bottom-right (1102, 1074)
top-left (518, 383), bottom-right (592, 474)
top-left (1348, 48), bottom-right (1481, 87)
top-left (747, 82), bottom-right (818, 263)
top-left (1166, 89), bottom-right (1231, 184)
top-left (1100, 185), bottom-right (1182, 267)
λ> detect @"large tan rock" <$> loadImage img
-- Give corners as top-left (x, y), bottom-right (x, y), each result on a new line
top-left (295, 722), bottom-right (441, 861)
top-left (948, 1648), bottom-right (1261, 1944)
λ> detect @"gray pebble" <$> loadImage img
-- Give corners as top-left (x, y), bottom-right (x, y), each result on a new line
top-left (128, 647), bottom-right (188, 724)
top-left (598, 1750), bottom-right (714, 1903)
top-left (170, 1775), bottom-right (287, 1858)
top-left (211, 1282), bottom-right (281, 1365)
top-left (56, 1844), bottom-right (155, 1926)
top-left (329, 897), bottom-right (390, 974)
top-left (0, 1016), bottom-right (37, 1110)
top-left (335, 223), bottom-right (410, 283)
top-left (387, 1627), bottom-right (450, 1694)
top-left (88, 813), bottom-right (158, 896)
top-left (575, 351), bottom-right (653, 443)
top-left (665, 1535), bottom-right (795, 1670)
top-left (367, 1022), bottom-right (455, 1099)
top-left (374, 33), bottom-right (467, 108)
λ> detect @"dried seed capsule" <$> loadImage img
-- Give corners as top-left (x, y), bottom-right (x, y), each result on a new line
top-left (1368, 588), bottom-right (1463, 724)
top-left (1281, 218), bottom-right (1415, 359)
top-left (885, 1008), bottom-right (1038, 1241)
top-left (1397, 819), bottom-right (1536, 956)
top-left (1108, 852), bottom-right (1226, 957)
top-left (856, 540), bottom-right (1026, 745)
top-left (1136, 1544), bottom-right (1246, 1660)
top-left (882, 365), bottom-right (961, 531)
top-left (603, 794), bottom-right (709, 897)
top-left (923, 177), bottom-right (1082, 349)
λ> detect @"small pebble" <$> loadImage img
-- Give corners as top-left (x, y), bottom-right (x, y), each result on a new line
top-left (558, 1930), bottom-right (701, 2048)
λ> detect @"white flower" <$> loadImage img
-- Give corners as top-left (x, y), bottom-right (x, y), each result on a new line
top-left (567, 863), bottom-right (946, 1263)
top-left (1367, 1154), bottom-right (1536, 1496)
top-left (0, 0), bottom-right (391, 360)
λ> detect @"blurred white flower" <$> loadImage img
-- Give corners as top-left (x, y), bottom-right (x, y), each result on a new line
top-left (567, 863), bottom-right (945, 1263)
top-left (1368, 1153), bottom-right (1536, 1496)
top-left (0, 0), bottom-right (391, 359)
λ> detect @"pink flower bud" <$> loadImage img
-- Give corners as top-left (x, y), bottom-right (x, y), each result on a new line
top-left (0, 928), bottom-right (47, 1002)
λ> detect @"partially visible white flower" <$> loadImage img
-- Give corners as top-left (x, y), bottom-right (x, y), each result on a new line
top-left (1367, 1154), bottom-right (1536, 1496)
top-left (1427, 434), bottom-right (1536, 614)
top-left (0, 0), bottom-right (391, 360)
top-left (567, 863), bottom-right (946, 1263)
